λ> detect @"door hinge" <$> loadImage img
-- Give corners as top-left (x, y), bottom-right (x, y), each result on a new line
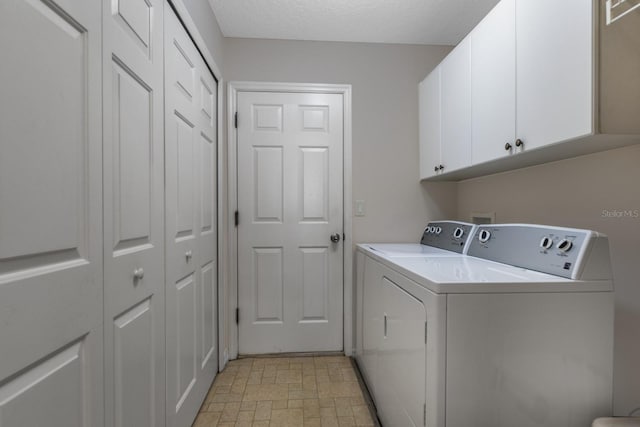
top-left (425, 321), bottom-right (428, 344)
top-left (234, 210), bottom-right (239, 227)
top-left (423, 403), bottom-right (427, 426)
top-left (234, 112), bottom-right (238, 128)
top-left (235, 307), bottom-right (239, 324)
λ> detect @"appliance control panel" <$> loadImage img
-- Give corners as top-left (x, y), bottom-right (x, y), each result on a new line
top-left (420, 221), bottom-right (476, 254)
top-left (466, 224), bottom-right (609, 279)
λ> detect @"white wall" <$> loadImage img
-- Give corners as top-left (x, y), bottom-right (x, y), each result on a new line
top-left (178, 0), bottom-right (224, 63)
top-left (222, 38), bottom-right (458, 244)
top-left (457, 144), bottom-right (640, 416)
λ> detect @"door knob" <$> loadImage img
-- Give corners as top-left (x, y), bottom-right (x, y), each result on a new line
top-left (133, 268), bottom-right (144, 281)
top-left (330, 233), bottom-right (341, 243)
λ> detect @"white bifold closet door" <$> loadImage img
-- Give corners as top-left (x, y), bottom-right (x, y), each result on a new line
top-left (102, 0), bottom-right (166, 426)
top-left (0, 0), bottom-right (103, 426)
top-left (164, 6), bottom-right (218, 427)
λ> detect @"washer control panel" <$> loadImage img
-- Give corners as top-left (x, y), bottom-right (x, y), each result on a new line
top-left (466, 224), bottom-right (604, 279)
top-left (420, 221), bottom-right (476, 254)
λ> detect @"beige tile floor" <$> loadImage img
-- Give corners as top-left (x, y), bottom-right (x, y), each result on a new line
top-left (193, 355), bottom-right (378, 427)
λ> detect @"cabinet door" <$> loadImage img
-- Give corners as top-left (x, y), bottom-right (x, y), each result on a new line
top-left (516, 0), bottom-right (593, 150)
top-left (471, 0), bottom-right (516, 164)
top-left (441, 38), bottom-right (472, 173)
top-left (378, 274), bottom-right (426, 427)
top-left (419, 69), bottom-right (442, 179)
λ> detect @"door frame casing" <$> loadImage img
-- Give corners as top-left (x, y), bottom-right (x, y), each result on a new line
top-left (227, 81), bottom-right (353, 361)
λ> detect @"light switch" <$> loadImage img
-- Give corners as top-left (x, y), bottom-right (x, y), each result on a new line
top-left (355, 200), bottom-right (366, 217)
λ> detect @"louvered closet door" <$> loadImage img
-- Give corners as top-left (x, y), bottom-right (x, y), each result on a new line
top-left (102, 0), bottom-right (165, 426)
top-left (0, 1), bottom-right (103, 426)
top-left (164, 6), bottom-right (218, 426)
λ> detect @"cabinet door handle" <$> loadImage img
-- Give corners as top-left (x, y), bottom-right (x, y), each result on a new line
top-left (515, 138), bottom-right (524, 148)
top-left (133, 268), bottom-right (144, 281)
top-left (434, 165), bottom-right (439, 172)
top-left (185, 250), bottom-right (193, 262)
top-left (384, 313), bottom-right (387, 338)
top-left (438, 164), bottom-right (444, 170)
top-left (505, 142), bottom-right (512, 151)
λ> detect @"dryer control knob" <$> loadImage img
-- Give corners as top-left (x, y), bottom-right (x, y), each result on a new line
top-left (478, 229), bottom-right (491, 243)
top-left (453, 227), bottom-right (464, 239)
top-left (540, 236), bottom-right (553, 250)
top-left (557, 239), bottom-right (573, 252)
top-left (435, 227), bottom-right (442, 235)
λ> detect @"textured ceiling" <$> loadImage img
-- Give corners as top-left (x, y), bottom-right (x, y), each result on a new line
top-left (208, 0), bottom-right (500, 45)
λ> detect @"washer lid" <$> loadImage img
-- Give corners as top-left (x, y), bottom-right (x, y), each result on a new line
top-left (386, 256), bottom-right (612, 294)
top-left (364, 243), bottom-right (455, 257)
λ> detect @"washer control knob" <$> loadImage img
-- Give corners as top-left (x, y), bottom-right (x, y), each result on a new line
top-left (435, 226), bottom-right (442, 235)
top-left (478, 229), bottom-right (491, 243)
top-left (453, 227), bottom-right (464, 239)
top-left (557, 239), bottom-right (573, 252)
top-left (540, 236), bottom-right (553, 250)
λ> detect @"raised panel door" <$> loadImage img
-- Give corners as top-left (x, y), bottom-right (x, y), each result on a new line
top-left (0, 0), bottom-right (103, 425)
top-left (102, 0), bottom-right (165, 425)
top-left (237, 91), bottom-right (344, 354)
top-left (165, 7), bottom-right (218, 426)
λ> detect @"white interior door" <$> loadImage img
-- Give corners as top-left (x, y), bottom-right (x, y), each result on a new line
top-left (164, 6), bottom-right (218, 426)
top-left (237, 91), bottom-right (344, 354)
top-left (102, 0), bottom-right (165, 426)
top-left (0, 0), bottom-right (103, 426)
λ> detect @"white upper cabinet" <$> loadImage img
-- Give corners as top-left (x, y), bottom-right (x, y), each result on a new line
top-left (440, 37), bottom-right (472, 174)
top-left (419, 68), bottom-right (441, 179)
top-left (516, 0), bottom-right (593, 150)
top-left (471, 0), bottom-right (516, 165)
top-left (420, 0), bottom-right (640, 181)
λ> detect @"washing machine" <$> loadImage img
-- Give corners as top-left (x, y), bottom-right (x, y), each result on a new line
top-left (355, 220), bottom-right (476, 407)
top-left (355, 224), bottom-right (614, 427)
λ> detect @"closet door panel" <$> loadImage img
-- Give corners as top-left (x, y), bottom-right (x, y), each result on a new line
top-left (103, 0), bottom-right (165, 426)
top-left (0, 0), bottom-right (103, 426)
top-left (165, 7), bottom-right (218, 426)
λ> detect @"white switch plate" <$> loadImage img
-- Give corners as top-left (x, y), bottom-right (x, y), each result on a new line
top-left (355, 200), bottom-right (366, 217)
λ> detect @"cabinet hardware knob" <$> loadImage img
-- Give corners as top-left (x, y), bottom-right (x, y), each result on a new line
top-left (133, 268), bottom-right (144, 280)
top-left (505, 142), bottom-right (512, 151)
top-left (515, 139), bottom-right (524, 148)
top-left (438, 165), bottom-right (444, 170)
top-left (434, 165), bottom-right (439, 172)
